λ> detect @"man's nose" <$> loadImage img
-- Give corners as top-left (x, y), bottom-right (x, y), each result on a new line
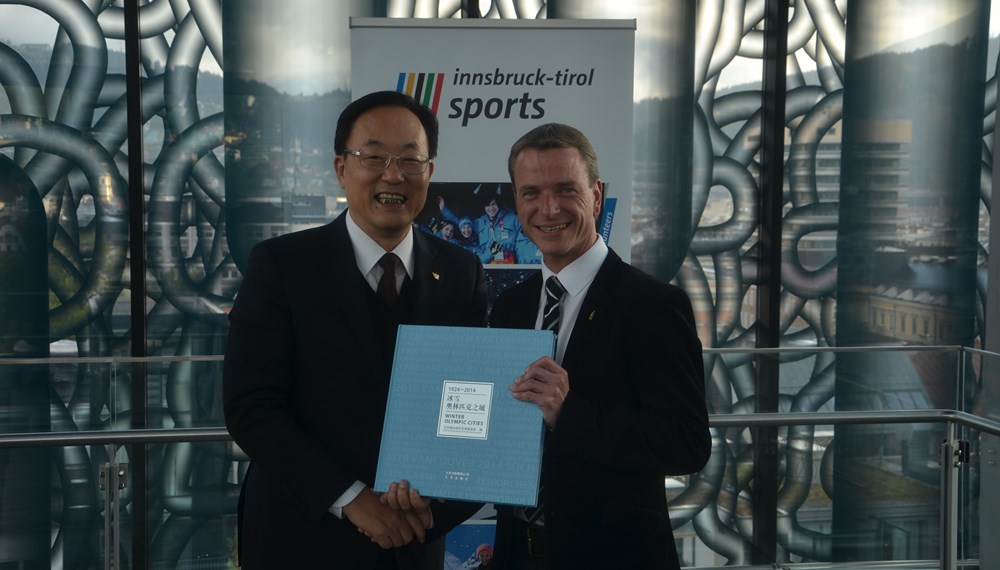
top-left (381, 159), bottom-right (406, 182)
top-left (539, 192), bottom-right (560, 214)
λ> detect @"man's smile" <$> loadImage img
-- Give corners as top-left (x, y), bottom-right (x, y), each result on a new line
top-left (537, 223), bottom-right (568, 233)
top-left (375, 192), bottom-right (406, 205)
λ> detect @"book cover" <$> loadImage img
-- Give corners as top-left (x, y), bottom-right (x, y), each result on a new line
top-left (374, 325), bottom-right (553, 506)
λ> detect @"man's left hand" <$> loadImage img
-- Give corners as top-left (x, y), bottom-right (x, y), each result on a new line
top-left (510, 356), bottom-right (568, 428)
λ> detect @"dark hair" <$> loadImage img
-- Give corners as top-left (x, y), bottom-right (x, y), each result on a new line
top-left (507, 123), bottom-right (600, 185)
top-left (474, 183), bottom-right (509, 210)
top-left (334, 91), bottom-right (440, 158)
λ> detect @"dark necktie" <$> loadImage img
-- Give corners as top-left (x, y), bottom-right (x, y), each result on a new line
top-left (376, 253), bottom-right (399, 305)
top-left (515, 276), bottom-right (567, 529)
top-left (542, 276), bottom-right (566, 335)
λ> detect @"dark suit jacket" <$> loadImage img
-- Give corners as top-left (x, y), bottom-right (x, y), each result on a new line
top-left (489, 249), bottom-right (710, 570)
top-left (223, 212), bottom-right (488, 569)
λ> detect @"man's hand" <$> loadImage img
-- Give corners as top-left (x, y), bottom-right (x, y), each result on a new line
top-left (510, 356), bottom-right (569, 428)
top-left (342, 487), bottom-right (427, 549)
top-left (380, 480), bottom-right (433, 530)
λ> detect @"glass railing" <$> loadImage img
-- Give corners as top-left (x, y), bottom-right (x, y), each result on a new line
top-left (688, 344), bottom-right (998, 570)
top-left (0, 355), bottom-right (232, 570)
top-left (0, 346), bottom-right (998, 569)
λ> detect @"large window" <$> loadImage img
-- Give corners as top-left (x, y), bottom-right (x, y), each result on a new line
top-left (2, 0), bottom-right (997, 567)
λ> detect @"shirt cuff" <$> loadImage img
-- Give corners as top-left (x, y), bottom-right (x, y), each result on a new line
top-left (328, 480), bottom-right (367, 519)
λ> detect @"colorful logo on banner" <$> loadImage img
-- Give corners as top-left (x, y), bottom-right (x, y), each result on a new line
top-left (397, 72), bottom-right (445, 114)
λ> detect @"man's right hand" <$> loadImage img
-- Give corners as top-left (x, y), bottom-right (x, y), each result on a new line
top-left (380, 480), bottom-right (433, 530)
top-left (342, 487), bottom-right (427, 549)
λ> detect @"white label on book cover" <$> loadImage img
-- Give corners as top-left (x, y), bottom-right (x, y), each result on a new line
top-left (437, 381), bottom-right (493, 440)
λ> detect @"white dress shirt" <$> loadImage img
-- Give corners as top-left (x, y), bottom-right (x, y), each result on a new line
top-left (346, 211), bottom-right (415, 292)
top-left (535, 235), bottom-right (608, 363)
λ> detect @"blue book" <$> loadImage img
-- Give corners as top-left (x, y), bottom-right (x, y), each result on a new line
top-left (374, 324), bottom-right (553, 506)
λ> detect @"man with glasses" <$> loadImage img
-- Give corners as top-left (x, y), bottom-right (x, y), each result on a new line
top-left (224, 91), bottom-right (488, 569)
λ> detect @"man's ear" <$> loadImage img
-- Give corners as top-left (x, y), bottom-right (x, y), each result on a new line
top-left (334, 154), bottom-right (346, 188)
top-left (593, 179), bottom-right (604, 220)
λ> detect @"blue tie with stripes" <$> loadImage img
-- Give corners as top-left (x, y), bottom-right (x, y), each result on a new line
top-left (517, 276), bottom-right (567, 529)
top-left (542, 276), bottom-right (566, 335)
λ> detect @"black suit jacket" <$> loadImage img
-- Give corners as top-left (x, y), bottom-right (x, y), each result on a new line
top-left (489, 249), bottom-right (710, 570)
top-left (223, 212), bottom-right (488, 569)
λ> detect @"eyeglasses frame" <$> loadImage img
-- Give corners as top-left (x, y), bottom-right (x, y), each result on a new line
top-left (342, 148), bottom-right (432, 175)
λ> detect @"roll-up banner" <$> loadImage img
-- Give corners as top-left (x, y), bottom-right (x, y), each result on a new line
top-left (350, 18), bottom-right (636, 276)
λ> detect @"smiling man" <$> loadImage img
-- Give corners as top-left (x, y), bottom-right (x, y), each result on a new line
top-left (224, 91), bottom-right (487, 569)
top-left (489, 123), bottom-right (711, 570)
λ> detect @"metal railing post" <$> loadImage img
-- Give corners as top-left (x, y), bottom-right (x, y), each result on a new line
top-left (100, 444), bottom-right (128, 570)
top-left (940, 421), bottom-right (961, 570)
top-left (956, 347), bottom-right (964, 413)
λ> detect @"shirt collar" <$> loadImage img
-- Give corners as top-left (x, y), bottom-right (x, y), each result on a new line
top-left (541, 235), bottom-right (608, 297)
top-left (345, 210), bottom-right (415, 278)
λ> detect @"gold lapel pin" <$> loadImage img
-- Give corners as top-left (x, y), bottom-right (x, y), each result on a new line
top-left (431, 272), bottom-right (440, 281)
top-left (588, 309), bottom-right (597, 320)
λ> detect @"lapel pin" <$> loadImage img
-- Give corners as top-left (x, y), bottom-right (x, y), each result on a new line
top-left (588, 309), bottom-right (597, 320)
top-left (431, 272), bottom-right (440, 281)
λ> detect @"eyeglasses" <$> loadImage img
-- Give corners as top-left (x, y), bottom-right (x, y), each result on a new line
top-left (343, 148), bottom-right (432, 175)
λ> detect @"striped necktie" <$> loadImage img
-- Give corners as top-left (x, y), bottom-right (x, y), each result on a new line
top-left (514, 274), bottom-right (567, 530)
top-left (514, 275), bottom-right (566, 528)
top-left (542, 276), bottom-right (566, 335)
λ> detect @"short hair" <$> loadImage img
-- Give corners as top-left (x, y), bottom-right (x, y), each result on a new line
top-left (475, 183), bottom-right (509, 210)
top-left (334, 91), bottom-right (440, 158)
top-left (507, 123), bottom-right (600, 185)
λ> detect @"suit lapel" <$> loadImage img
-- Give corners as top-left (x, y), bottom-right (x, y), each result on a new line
top-left (505, 271), bottom-right (543, 330)
top-left (410, 230), bottom-right (441, 323)
top-left (561, 249), bottom-right (623, 370)
top-left (319, 213), bottom-right (383, 369)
